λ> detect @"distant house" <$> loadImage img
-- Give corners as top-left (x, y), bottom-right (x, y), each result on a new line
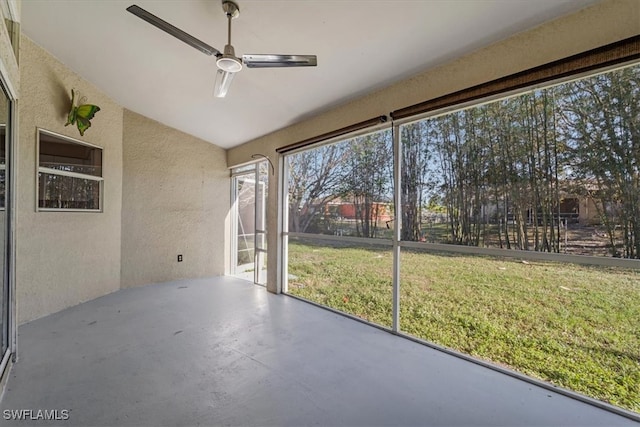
top-left (325, 198), bottom-right (393, 223)
top-left (475, 190), bottom-right (609, 226)
top-left (563, 180), bottom-right (621, 226)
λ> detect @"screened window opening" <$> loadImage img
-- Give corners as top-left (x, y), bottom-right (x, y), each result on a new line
top-left (282, 62), bottom-right (640, 414)
top-left (37, 130), bottom-right (103, 211)
top-left (287, 129), bottom-right (394, 239)
top-left (400, 64), bottom-right (640, 259)
top-left (285, 128), bottom-right (395, 328)
top-left (394, 63), bottom-right (640, 412)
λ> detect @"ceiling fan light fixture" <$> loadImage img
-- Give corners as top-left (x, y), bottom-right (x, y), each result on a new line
top-left (214, 69), bottom-right (235, 98)
top-left (216, 55), bottom-right (243, 73)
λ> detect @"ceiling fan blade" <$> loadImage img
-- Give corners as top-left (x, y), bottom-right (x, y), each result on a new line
top-left (126, 5), bottom-right (221, 57)
top-left (242, 54), bottom-right (317, 68)
top-left (213, 69), bottom-right (236, 98)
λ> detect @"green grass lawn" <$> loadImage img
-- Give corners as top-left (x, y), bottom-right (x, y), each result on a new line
top-left (287, 239), bottom-right (640, 412)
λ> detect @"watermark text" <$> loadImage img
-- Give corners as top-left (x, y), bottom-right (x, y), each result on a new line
top-left (3, 409), bottom-right (69, 421)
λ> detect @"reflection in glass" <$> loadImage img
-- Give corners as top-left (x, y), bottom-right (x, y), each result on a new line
top-left (235, 174), bottom-right (256, 268)
top-left (38, 173), bottom-right (100, 210)
top-left (39, 135), bottom-right (102, 177)
top-left (37, 131), bottom-right (103, 211)
top-left (0, 125), bottom-right (5, 209)
top-left (0, 84), bottom-right (9, 356)
top-left (3, 15), bottom-right (19, 61)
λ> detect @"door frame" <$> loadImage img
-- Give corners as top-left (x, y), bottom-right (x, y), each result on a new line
top-left (0, 0), bottom-right (18, 379)
top-left (230, 162), bottom-right (268, 285)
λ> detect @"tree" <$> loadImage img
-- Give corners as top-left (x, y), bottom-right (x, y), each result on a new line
top-left (287, 142), bottom-right (348, 233)
top-left (400, 122), bottom-right (431, 241)
top-left (342, 131), bottom-right (393, 238)
top-left (559, 66), bottom-right (640, 258)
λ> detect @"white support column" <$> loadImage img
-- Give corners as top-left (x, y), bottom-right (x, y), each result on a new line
top-left (253, 165), bottom-right (260, 285)
top-left (277, 154), bottom-right (289, 294)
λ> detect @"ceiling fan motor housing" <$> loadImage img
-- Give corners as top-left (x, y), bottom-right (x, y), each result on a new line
top-left (217, 44), bottom-right (242, 72)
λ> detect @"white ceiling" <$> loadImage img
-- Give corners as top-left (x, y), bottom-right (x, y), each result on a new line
top-left (21, 0), bottom-right (600, 149)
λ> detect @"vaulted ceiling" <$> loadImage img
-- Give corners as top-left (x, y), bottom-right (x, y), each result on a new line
top-left (21, 0), bottom-right (600, 149)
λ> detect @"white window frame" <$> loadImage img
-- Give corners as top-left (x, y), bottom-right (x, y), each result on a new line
top-left (36, 129), bottom-right (104, 213)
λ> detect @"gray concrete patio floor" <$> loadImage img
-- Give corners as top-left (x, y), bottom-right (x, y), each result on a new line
top-left (0, 276), bottom-right (637, 426)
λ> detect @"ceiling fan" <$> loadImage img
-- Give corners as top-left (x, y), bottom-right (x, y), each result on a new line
top-left (126, 1), bottom-right (317, 98)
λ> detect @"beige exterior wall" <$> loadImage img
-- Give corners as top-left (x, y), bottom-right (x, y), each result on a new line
top-left (226, 0), bottom-right (640, 292)
top-left (579, 197), bottom-right (605, 226)
top-left (17, 36), bottom-right (123, 323)
top-left (17, 37), bottom-right (230, 321)
top-left (120, 110), bottom-right (228, 288)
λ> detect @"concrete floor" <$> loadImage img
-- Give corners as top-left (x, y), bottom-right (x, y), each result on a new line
top-left (0, 277), bottom-right (637, 427)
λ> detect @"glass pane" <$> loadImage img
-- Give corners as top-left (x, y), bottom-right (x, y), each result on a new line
top-left (0, 169), bottom-right (5, 209)
top-left (256, 172), bottom-right (267, 245)
top-left (0, 125), bottom-right (5, 165)
top-left (231, 164), bottom-right (256, 174)
top-left (0, 84), bottom-right (8, 355)
top-left (39, 134), bottom-right (102, 177)
top-left (235, 174), bottom-right (256, 269)
top-left (288, 236), bottom-right (393, 328)
top-left (255, 250), bottom-right (267, 285)
top-left (399, 246), bottom-right (640, 412)
top-left (0, 125), bottom-right (4, 210)
top-left (38, 173), bottom-right (100, 210)
top-left (399, 63), bottom-right (640, 259)
top-left (3, 16), bottom-right (19, 61)
top-left (0, 126), bottom-right (5, 209)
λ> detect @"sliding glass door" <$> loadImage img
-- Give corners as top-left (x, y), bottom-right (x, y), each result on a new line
top-left (0, 87), bottom-right (7, 358)
top-left (0, 79), bottom-right (13, 374)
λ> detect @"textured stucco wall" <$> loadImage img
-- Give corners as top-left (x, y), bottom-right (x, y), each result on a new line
top-left (226, 0), bottom-right (640, 293)
top-left (18, 36), bottom-right (123, 323)
top-left (120, 110), bottom-right (228, 288)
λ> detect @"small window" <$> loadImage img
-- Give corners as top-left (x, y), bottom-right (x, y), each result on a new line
top-left (37, 130), bottom-right (103, 211)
